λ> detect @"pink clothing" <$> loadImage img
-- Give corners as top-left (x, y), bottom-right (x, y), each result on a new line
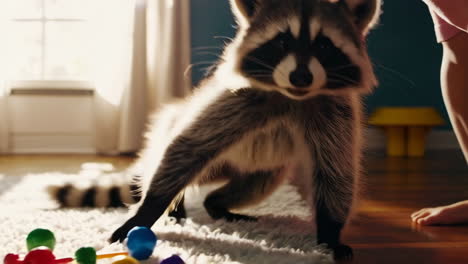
top-left (423, 0), bottom-right (468, 42)
top-left (428, 10), bottom-right (463, 42)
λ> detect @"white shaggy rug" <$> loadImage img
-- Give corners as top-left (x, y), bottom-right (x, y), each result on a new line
top-left (0, 164), bottom-right (333, 264)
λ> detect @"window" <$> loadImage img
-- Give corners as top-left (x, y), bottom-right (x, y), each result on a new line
top-left (1, 0), bottom-right (136, 154)
top-left (5, 0), bottom-right (93, 83)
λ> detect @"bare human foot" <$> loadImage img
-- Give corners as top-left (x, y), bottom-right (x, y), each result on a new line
top-left (411, 200), bottom-right (468, 225)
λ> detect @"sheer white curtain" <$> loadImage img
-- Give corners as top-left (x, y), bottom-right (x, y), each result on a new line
top-left (92, 0), bottom-right (191, 154)
top-left (0, 80), bottom-right (8, 154)
top-left (146, 0), bottom-right (191, 109)
top-left (0, 79), bottom-right (8, 154)
top-left (0, 9), bottom-right (10, 153)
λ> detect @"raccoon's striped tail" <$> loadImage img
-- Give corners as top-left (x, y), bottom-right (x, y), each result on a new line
top-left (47, 174), bottom-right (142, 208)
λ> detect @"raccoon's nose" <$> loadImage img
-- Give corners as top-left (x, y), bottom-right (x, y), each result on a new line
top-left (289, 68), bottom-right (313, 88)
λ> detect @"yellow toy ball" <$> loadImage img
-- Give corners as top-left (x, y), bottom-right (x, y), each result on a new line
top-left (111, 255), bottom-right (139, 264)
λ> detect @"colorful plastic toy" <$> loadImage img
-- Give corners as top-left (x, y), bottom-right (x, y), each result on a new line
top-left (24, 248), bottom-right (73, 264)
top-left (74, 247), bottom-right (129, 264)
top-left (3, 254), bottom-right (20, 264)
top-left (4, 247), bottom-right (74, 264)
top-left (26, 228), bottom-right (56, 251)
top-left (160, 255), bottom-right (185, 264)
top-left (3, 227), bottom-right (184, 264)
top-left (96, 252), bottom-right (129, 260)
top-left (111, 256), bottom-right (139, 264)
top-left (126, 227), bottom-right (157, 260)
top-left (75, 247), bottom-right (97, 264)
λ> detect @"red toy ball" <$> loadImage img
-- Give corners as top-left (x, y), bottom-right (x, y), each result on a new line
top-left (21, 247), bottom-right (73, 264)
top-left (3, 254), bottom-right (20, 264)
top-left (24, 248), bottom-right (57, 264)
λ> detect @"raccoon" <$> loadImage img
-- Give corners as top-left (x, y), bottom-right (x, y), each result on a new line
top-left (48, 0), bottom-right (380, 259)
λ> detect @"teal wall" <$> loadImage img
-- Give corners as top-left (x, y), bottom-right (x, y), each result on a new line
top-left (365, 1), bottom-right (448, 128)
top-left (190, 1), bottom-right (449, 128)
top-left (191, 0), bottom-right (235, 85)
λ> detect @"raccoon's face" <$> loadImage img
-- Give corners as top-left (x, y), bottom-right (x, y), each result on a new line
top-left (230, 0), bottom-right (380, 100)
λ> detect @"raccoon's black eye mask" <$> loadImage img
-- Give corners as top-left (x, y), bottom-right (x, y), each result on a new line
top-left (240, 29), bottom-right (361, 90)
top-left (313, 33), bottom-right (362, 89)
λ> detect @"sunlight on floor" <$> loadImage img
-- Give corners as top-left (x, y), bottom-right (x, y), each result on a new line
top-left (80, 162), bottom-right (115, 171)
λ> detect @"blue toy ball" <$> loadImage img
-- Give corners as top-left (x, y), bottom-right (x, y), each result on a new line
top-left (126, 227), bottom-right (157, 260)
top-left (160, 255), bottom-right (185, 264)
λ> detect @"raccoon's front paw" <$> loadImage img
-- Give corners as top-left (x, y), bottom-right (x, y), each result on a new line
top-left (109, 225), bottom-right (131, 243)
top-left (332, 244), bottom-right (353, 260)
top-left (109, 218), bottom-right (140, 243)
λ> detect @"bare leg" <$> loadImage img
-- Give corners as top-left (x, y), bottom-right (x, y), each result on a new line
top-left (441, 32), bottom-right (468, 162)
top-left (411, 32), bottom-right (468, 225)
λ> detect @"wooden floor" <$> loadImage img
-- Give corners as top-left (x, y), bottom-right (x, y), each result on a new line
top-left (1, 151), bottom-right (467, 263)
top-left (344, 151), bottom-right (468, 264)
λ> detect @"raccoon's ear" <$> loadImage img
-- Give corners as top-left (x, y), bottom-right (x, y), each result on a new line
top-left (343, 0), bottom-right (382, 35)
top-left (230, 0), bottom-right (259, 26)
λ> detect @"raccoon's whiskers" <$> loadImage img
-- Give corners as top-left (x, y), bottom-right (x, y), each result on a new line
top-left (194, 51), bottom-right (225, 58)
top-left (327, 73), bottom-right (360, 86)
top-left (214, 36), bottom-right (235, 42)
top-left (243, 56), bottom-right (289, 80)
top-left (327, 73), bottom-right (359, 83)
top-left (248, 74), bottom-right (273, 79)
top-left (244, 70), bottom-right (272, 74)
top-left (192, 46), bottom-right (223, 51)
top-left (372, 62), bottom-right (416, 89)
top-left (199, 65), bottom-right (219, 75)
top-left (326, 64), bottom-right (356, 71)
top-left (185, 60), bottom-right (221, 77)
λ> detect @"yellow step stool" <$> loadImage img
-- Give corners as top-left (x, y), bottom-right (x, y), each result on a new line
top-left (369, 107), bottom-right (445, 157)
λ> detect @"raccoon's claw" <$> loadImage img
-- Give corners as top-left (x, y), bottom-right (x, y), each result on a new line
top-left (332, 244), bottom-right (353, 260)
top-left (109, 225), bottom-right (132, 243)
top-left (168, 207), bottom-right (187, 222)
top-left (109, 217), bottom-right (142, 243)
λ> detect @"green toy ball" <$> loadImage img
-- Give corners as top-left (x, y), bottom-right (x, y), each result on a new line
top-left (75, 247), bottom-right (97, 264)
top-left (26, 229), bottom-right (56, 252)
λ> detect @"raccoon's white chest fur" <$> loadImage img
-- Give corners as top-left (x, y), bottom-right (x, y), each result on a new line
top-left (217, 119), bottom-right (312, 174)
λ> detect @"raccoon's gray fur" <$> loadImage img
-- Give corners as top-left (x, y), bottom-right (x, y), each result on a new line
top-left (48, 0), bottom-right (381, 259)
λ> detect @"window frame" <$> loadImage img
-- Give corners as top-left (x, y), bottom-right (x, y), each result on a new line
top-left (9, 80), bottom-right (94, 95)
top-left (8, 0), bottom-right (91, 85)
top-left (4, 1), bottom-right (97, 154)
